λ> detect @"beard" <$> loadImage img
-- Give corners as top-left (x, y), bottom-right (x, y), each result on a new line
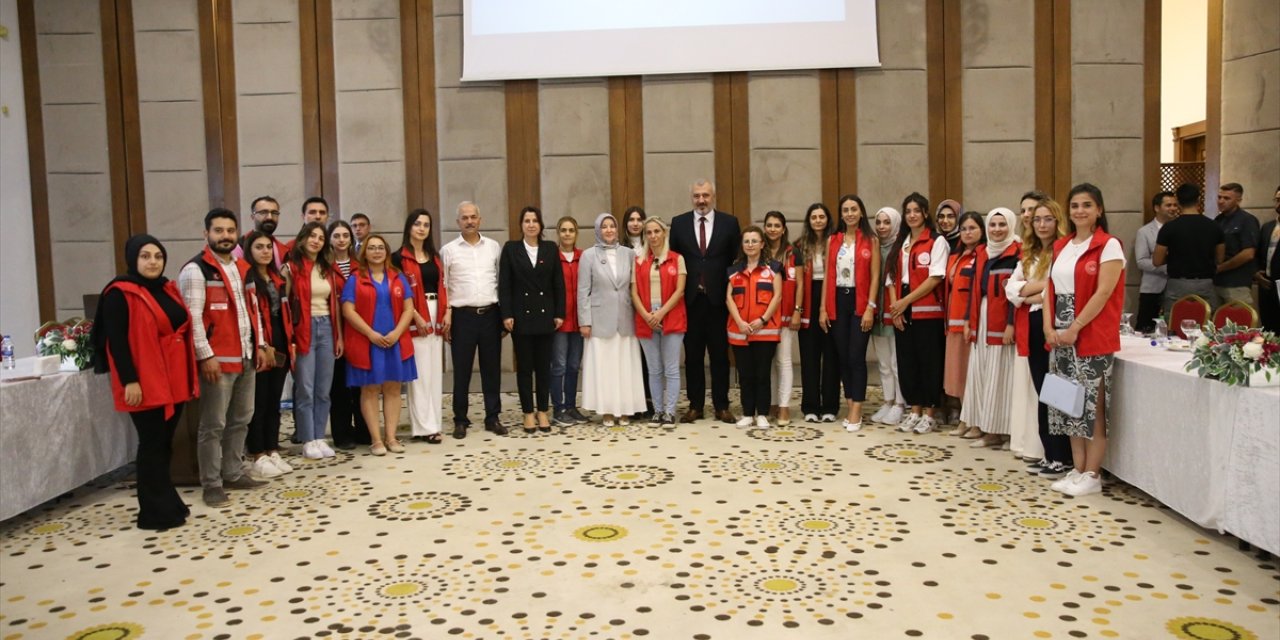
top-left (209, 237), bottom-right (236, 255)
top-left (258, 219), bottom-right (277, 235)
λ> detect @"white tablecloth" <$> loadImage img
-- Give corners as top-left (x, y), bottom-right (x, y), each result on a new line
top-left (0, 370), bottom-right (136, 521)
top-left (1108, 336), bottom-right (1279, 555)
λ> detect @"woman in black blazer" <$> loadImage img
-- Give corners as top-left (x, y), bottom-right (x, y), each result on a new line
top-left (500, 206), bottom-right (567, 433)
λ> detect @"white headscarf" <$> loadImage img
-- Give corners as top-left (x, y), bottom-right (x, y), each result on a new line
top-left (984, 207), bottom-right (1018, 256)
top-left (875, 206), bottom-right (902, 252)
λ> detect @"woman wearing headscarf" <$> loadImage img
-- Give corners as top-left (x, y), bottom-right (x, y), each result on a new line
top-left (579, 213), bottom-right (646, 426)
top-left (868, 206), bottom-right (906, 426)
top-left (943, 211), bottom-right (985, 437)
top-left (934, 198), bottom-right (964, 426)
top-left (92, 235), bottom-right (199, 530)
top-left (936, 199), bottom-right (963, 252)
top-left (959, 208), bottom-right (1022, 448)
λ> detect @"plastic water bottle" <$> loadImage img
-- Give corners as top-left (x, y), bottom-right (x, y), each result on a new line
top-left (1, 335), bottom-right (14, 370)
top-left (1152, 319), bottom-right (1168, 347)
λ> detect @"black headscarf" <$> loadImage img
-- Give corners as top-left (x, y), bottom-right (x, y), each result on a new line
top-left (91, 234), bottom-right (170, 373)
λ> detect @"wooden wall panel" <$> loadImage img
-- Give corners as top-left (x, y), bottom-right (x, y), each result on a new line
top-left (505, 79), bottom-right (540, 234)
top-left (608, 76), bottom-right (645, 216)
top-left (299, 0), bottom-right (338, 210)
top-left (820, 69), bottom-right (858, 208)
top-left (101, 0), bottom-right (144, 272)
top-left (1143, 0), bottom-right (1161, 222)
top-left (1034, 0), bottom-right (1055, 192)
top-left (401, 0), bottom-right (439, 218)
top-left (713, 72), bottom-right (750, 222)
top-left (198, 0), bottom-right (239, 211)
top-left (1052, 0), bottom-right (1072, 200)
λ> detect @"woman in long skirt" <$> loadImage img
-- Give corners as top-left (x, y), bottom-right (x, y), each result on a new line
top-left (579, 213), bottom-right (647, 425)
top-left (959, 208), bottom-right (1021, 448)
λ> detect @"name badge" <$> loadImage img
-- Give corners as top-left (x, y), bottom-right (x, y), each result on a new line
top-left (210, 302), bottom-right (229, 311)
top-left (917, 253), bottom-right (931, 266)
top-left (787, 266), bottom-right (796, 279)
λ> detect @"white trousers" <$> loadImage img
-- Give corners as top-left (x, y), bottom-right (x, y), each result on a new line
top-left (770, 327), bottom-right (795, 408)
top-left (406, 299), bottom-right (443, 436)
top-left (870, 333), bottom-right (905, 406)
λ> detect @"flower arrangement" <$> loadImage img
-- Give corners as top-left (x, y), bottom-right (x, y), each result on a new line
top-left (36, 320), bottom-right (95, 370)
top-left (1185, 320), bottom-right (1280, 387)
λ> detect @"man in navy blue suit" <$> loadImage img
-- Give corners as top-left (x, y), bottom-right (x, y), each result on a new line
top-left (668, 179), bottom-right (741, 423)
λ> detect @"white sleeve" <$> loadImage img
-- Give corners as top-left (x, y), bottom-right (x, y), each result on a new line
top-left (1101, 237), bottom-right (1126, 267)
top-left (927, 237), bottom-right (950, 278)
top-left (1006, 261), bottom-right (1027, 307)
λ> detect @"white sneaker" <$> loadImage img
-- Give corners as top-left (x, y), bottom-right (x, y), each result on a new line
top-left (804, 413), bottom-right (818, 423)
top-left (269, 451), bottom-right (293, 473)
top-left (898, 413), bottom-right (920, 432)
top-left (735, 416), bottom-right (754, 428)
top-left (869, 406), bottom-right (889, 423)
top-left (1063, 471), bottom-right (1102, 496)
top-left (882, 405), bottom-right (904, 425)
top-left (302, 441), bottom-right (324, 459)
top-left (1050, 469), bottom-right (1082, 493)
top-left (820, 413), bottom-right (837, 423)
top-left (316, 440), bottom-right (336, 458)
top-left (755, 415), bottom-right (770, 429)
top-left (913, 415), bottom-right (937, 434)
top-left (252, 456), bottom-right (283, 479)
top-left (842, 420), bottom-right (862, 433)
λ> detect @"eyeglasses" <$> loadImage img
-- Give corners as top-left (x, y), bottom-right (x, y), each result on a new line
top-left (254, 209), bottom-right (280, 217)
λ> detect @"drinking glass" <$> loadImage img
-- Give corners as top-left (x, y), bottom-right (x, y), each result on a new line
top-left (1120, 312), bottom-right (1133, 336)
top-left (1180, 319), bottom-right (1199, 342)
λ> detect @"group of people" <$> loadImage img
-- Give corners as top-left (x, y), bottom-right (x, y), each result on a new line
top-left (92, 177), bottom-right (1277, 530)
top-left (1135, 182), bottom-right (1280, 333)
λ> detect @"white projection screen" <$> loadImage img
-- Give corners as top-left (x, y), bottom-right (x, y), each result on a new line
top-left (461, 0), bottom-right (881, 81)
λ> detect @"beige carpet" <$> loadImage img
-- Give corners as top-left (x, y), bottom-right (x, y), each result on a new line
top-left (1, 389), bottom-right (1276, 640)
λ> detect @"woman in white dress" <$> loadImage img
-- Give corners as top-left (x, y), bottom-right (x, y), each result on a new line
top-left (578, 213), bottom-right (647, 426)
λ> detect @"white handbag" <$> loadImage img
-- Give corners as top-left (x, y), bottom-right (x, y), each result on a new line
top-left (1040, 372), bottom-right (1085, 419)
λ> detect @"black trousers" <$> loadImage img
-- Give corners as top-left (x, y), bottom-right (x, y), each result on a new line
top-left (1028, 310), bottom-right (1072, 466)
top-left (895, 317), bottom-right (945, 408)
top-left (247, 362), bottom-right (289, 454)
top-left (451, 306), bottom-right (503, 425)
top-left (1260, 280), bottom-right (1280, 334)
top-left (831, 286), bottom-right (871, 402)
top-left (1135, 292), bottom-right (1164, 334)
top-left (513, 332), bottom-right (554, 413)
top-left (130, 404), bottom-right (189, 530)
top-left (734, 342), bottom-right (778, 416)
top-left (329, 357), bottom-right (370, 446)
top-left (798, 279), bottom-right (840, 415)
top-left (683, 292), bottom-right (731, 411)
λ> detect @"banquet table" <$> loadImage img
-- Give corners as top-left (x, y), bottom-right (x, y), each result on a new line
top-left (0, 369), bottom-right (136, 521)
top-left (1108, 336), bottom-right (1279, 555)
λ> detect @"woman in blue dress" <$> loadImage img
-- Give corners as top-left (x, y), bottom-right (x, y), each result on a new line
top-left (340, 234), bottom-right (418, 456)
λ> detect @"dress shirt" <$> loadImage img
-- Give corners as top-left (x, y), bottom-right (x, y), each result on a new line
top-left (179, 254), bottom-right (260, 360)
top-left (442, 233), bottom-right (502, 307)
top-left (696, 211), bottom-right (714, 252)
top-left (1134, 219), bottom-right (1168, 294)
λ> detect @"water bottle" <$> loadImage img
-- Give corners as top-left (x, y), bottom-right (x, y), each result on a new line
top-left (1, 335), bottom-right (14, 370)
top-left (1152, 318), bottom-right (1168, 347)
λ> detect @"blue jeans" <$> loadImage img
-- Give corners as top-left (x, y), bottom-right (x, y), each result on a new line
top-left (550, 331), bottom-right (583, 412)
top-left (639, 328), bottom-right (683, 415)
top-left (293, 316), bottom-right (335, 442)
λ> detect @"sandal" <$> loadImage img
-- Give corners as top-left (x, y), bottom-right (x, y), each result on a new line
top-left (425, 434), bottom-right (442, 445)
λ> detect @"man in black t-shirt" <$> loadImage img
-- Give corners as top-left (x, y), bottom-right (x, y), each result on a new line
top-left (1155, 183), bottom-right (1225, 312)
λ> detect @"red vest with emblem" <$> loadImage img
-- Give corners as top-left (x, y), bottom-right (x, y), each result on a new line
top-left (774, 248), bottom-right (798, 318)
top-left (727, 261), bottom-right (783, 345)
top-left (822, 231), bottom-right (875, 320)
top-left (342, 268), bottom-right (416, 370)
top-left (969, 242), bottom-right (1022, 345)
top-left (557, 248), bottom-right (583, 333)
top-left (288, 257), bottom-right (343, 356)
top-left (899, 229), bottom-right (946, 320)
top-left (633, 250), bottom-right (689, 338)
top-left (945, 249), bottom-right (978, 334)
top-left (250, 269), bottom-right (293, 349)
top-left (1047, 231), bottom-right (1125, 357)
top-left (104, 281), bottom-right (199, 418)
top-left (188, 246), bottom-right (257, 373)
top-left (395, 248), bottom-right (449, 337)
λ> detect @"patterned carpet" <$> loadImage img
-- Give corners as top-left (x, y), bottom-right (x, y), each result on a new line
top-left (1, 388), bottom-right (1276, 640)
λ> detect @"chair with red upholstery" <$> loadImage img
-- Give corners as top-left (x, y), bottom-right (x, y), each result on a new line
top-left (1168, 295), bottom-right (1212, 338)
top-left (1212, 300), bottom-right (1260, 329)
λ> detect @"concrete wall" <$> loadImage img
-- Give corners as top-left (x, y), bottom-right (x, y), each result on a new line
top-left (1219, 0), bottom-right (1279, 218)
top-left (0, 0), bottom-right (41, 355)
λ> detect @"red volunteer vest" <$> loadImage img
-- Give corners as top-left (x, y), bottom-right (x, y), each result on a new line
top-left (557, 248), bottom-right (583, 333)
top-left (342, 268), bottom-right (416, 370)
top-left (396, 248), bottom-right (449, 336)
top-left (105, 281), bottom-right (199, 418)
top-left (822, 231), bottom-right (875, 321)
top-left (289, 257), bottom-right (342, 356)
top-left (188, 246), bottom-right (257, 373)
top-left (251, 269), bottom-right (293, 349)
top-left (969, 242), bottom-right (1022, 345)
top-left (1048, 231), bottom-right (1125, 357)
top-left (633, 250), bottom-right (689, 338)
top-left (944, 249), bottom-right (979, 334)
top-left (727, 261), bottom-right (783, 345)
top-left (900, 229), bottom-right (946, 320)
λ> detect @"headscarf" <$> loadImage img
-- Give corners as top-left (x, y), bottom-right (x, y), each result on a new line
top-left (984, 207), bottom-right (1019, 257)
top-left (875, 206), bottom-right (902, 254)
top-left (936, 199), bottom-right (962, 246)
top-left (91, 234), bottom-right (170, 373)
top-left (593, 213), bottom-right (619, 250)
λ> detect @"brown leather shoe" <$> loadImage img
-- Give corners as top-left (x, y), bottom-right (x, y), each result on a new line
top-left (715, 409), bottom-right (736, 424)
top-left (681, 408), bottom-right (704, 423)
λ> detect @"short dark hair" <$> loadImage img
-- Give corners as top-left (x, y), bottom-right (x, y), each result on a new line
top-left (204, 207), bottom-right (238, 231)
top-left (1066, 182), bottom-right (1108, 233)
top-left (350, 212), bottom-right (370, 224)
top-left (1151, 191), bottom-right (1175, 210)
top-left (1175, 182), bottom-right (1201, 207)
top-left (519, 205), bottom-right (545, 236)
top-left (302, 196), bottom-right (329, 213)
top-left (1020, 190), bottom-right (1049, 204)
top-left (249, 195), bottom-right (278, 213)
top-left (1220, 182), bottom-right (1243, 196)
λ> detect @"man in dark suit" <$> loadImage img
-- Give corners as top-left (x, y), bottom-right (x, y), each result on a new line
top-left (1254, 186), bottom-right (1280, 333)
top-left (669, 179), bottom-right (741, 424)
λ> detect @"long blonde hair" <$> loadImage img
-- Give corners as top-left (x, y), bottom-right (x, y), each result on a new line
top-left (635, 217), bottom-right (670, 262)
top-left (1020, 198), bottom-right (1067, 280)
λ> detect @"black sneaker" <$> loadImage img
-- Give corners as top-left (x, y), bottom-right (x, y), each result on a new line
top-left (647, 412), bottom-right (662, 427)
top-left (552, 410), bottom-right (575, 427)
top-left (660, 412), bottom-right (676, 428)
top-left (568, 408), bottom-right (590, 424)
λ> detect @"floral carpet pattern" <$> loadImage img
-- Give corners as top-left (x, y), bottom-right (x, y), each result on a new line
top-left (1, 389), bottom-right (1276, 639)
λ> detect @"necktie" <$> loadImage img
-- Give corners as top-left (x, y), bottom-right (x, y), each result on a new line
top-left (699, 216), bottom-right (708, 255)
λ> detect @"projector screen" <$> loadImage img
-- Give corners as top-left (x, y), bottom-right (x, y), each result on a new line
top-left (461, 0), bottom-right (880, 81)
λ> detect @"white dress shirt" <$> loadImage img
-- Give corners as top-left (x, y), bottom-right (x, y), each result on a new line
top-left (441, 233), bottom-right (502, 307)
top-left (696, 211), bottom-right (715, 249)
